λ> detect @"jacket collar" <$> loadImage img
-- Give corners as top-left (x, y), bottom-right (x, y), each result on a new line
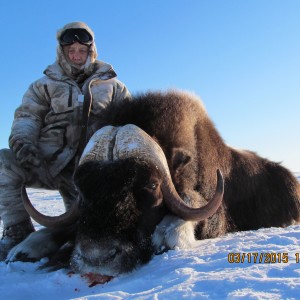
top-left (43, 60), bottom-right (117, 83)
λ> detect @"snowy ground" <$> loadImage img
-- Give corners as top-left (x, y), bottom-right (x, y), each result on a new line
top-left (0, 174), bottom-right (299, 300)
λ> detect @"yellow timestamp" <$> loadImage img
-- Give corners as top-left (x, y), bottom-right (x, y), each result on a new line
top-left (228, 252), bottom-right (300, 264)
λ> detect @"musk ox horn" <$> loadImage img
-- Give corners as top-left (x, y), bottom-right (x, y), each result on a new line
top-left (79, 125), bottom-right (119, 164)
top-left (20, 126), bottom-right (119, 229)
top-left (21, 185), bottom-right (80, 228)
top-left (162, 169), bottom-right (224, 221)
top-left (111, 125), bottom-right (223, 221)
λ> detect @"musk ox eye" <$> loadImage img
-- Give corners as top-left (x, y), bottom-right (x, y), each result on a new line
top-left (144, 182), bottom-right (159, 192)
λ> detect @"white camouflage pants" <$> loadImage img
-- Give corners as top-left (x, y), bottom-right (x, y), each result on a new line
top-left (0, 148), bottom-right (77, 227)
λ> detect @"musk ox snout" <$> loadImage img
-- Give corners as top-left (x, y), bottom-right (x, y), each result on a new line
top-left (70, 236), bottom-right (151, 276)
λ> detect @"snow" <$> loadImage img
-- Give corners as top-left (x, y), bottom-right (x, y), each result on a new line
top-left (1, 175), bottom-right (300, 300)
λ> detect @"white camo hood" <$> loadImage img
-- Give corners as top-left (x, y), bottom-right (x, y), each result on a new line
top-left (56, 22), bottom-right (98, 81)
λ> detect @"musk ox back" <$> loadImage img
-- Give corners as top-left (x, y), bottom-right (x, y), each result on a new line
top-left (99, 90), bottom-right (300, 231)
top-left (20, 90), bottom-right (300, 277)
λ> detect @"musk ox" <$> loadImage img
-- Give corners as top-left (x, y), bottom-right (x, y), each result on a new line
top-left (9, 90), bottom-right (300, 277)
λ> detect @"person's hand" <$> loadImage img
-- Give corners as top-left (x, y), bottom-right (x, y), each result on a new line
top-left (14, 143), bottom-right (41, 168)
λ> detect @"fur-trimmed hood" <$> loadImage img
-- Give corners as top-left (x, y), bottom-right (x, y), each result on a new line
top-left (56, 22), bottom-right (98, 82)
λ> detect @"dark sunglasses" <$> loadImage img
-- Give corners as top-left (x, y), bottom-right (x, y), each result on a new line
top-left (60, 28), bottom-right (93, 46)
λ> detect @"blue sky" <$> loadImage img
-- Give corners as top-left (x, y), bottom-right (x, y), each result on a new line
top-left (0, 0), bottom-right (299, 171)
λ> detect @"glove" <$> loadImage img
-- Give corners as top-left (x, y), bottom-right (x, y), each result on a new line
top-left (14, 143), bottom-right (41, 168)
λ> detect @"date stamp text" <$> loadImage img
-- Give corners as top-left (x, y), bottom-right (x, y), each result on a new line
top-left (228, 252), bottom-right (300, 264)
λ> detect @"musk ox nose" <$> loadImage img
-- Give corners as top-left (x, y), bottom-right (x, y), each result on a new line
top-left (70, 238), bottom-right (135, 276)
top-left (106, 248), bottom-right (122, 260)
top-left (74, 237), bottom-right (125, 265)
top-left (108, 249), bottom-right (117, 258)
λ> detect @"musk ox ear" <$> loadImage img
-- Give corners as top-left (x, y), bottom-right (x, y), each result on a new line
top-left (171, 148), bottom-right (192, 173)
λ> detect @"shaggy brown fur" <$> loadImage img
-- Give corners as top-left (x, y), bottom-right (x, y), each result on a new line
top-left (97, 90), bottom-right (300, 235)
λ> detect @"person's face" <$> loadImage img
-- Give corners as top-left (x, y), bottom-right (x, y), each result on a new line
top-left (64, 42), bottom-right (89, 66)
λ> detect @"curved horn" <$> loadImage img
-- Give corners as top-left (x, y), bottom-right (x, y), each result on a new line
top-left (21, 185), bottom-right (80, 228)
top-left (162, 169), bottom-right (224, 221)
top-left (20, 126), bottom-right (119, 229)
top-left (114, 125), bottom-right (223, 221)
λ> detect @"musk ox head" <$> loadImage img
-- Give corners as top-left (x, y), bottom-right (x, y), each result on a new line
top-left (71, 158), bottom-right (166, 275)
top-left (22, 124), bottom-right (223, 276)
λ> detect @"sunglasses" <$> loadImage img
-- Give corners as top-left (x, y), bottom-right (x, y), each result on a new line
top-left (60, 29), bottom-right (93, 46)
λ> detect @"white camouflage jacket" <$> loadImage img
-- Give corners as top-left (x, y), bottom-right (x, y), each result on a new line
top-left (9, 60), bottom-right (130, 177)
